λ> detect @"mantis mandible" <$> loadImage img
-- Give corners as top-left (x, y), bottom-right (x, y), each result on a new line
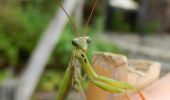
top-left (56, 0), bottom-right (145, 100)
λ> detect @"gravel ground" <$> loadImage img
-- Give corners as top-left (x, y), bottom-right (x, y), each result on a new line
top-left (103, 33), bottom-right (170, 76)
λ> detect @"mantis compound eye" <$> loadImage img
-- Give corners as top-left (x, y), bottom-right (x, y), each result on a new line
top-left (72, 40), bottom-right (79, 47)
top-left (87, 37), bottom-right (91, 44)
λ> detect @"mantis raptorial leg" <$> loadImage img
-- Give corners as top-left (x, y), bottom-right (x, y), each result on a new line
top-left (55, 0), bottom-right (145, 100)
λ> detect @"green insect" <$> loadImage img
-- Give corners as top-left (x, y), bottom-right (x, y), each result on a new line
top-left (56, 0), bottom-right (145, 100)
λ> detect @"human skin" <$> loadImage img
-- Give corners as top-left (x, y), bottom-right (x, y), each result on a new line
top-left (131, 73), bottom-right (170, 100)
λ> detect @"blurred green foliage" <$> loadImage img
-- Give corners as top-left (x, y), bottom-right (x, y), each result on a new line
top-left (0, 69), bottom-right (11, 84)
top-left (0, 0), bottom-right (57, 67)
top-left (0, 33), bottom-right (18, 65)
top-left (112, 12), bottom-right (130, 32)
top-left (38, 70), bottom-right (61, 91)
top-left (146, 20), bottom-right (160, 33)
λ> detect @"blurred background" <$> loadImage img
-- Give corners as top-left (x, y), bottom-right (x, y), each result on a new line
top-left (0, 0), bottom-right (170, 100)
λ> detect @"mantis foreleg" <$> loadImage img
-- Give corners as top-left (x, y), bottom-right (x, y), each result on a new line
top-left (76, 50), bottom-right (145, 100)
top-left (56, 50), bottom-right (87, 100)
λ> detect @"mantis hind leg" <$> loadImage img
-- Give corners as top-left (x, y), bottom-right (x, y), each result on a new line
top-left (124, 92), bottom-right (130, 100)
top-left (92, 80), bottom-right (131, 100)
top-left (137, 91), bottom-right (145, 100)
top-left (92, 76), bottom-right (145, 100)
top-left (97, 76), bottom-right (145, 100)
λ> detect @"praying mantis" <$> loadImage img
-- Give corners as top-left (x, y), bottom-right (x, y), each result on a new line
top-left (56, 0), bottom-right (145, 100)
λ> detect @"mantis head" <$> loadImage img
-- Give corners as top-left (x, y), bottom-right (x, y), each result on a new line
top-left (72, 36), bottom-right (91, 51)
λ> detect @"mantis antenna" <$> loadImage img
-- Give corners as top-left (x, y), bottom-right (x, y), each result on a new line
top-left (83, 0), bottom-right (98, 36)
top-left (56, 0), bottom-right (81, 37)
